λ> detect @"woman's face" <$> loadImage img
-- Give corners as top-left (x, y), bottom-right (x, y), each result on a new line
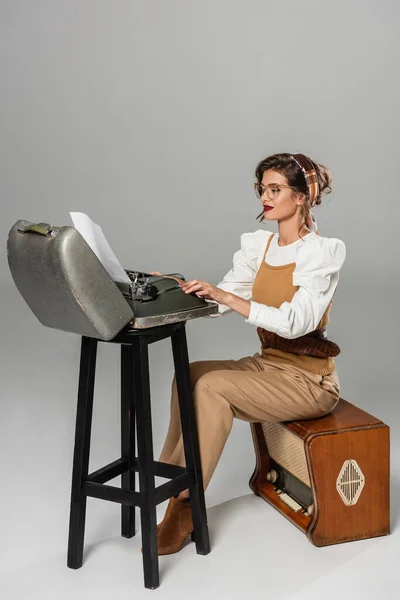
top-left (259, 169), bottom-right (304, 223)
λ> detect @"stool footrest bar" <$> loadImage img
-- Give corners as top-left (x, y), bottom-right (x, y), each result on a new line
top-left (155, 473), bottom-right (193, 505)
top-left (151, 460), bottom-right (187, 480)
top-left (87, 458), bottom-right (128, 484)
top-left (84, 482), bottom-right (141, 507)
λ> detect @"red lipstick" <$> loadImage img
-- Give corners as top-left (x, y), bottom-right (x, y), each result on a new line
top-left (264, 206), bottom-right (274, 212)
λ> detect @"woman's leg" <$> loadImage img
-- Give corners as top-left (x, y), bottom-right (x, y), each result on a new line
top-left (154, 356), bottom-right (262, 554)
top-left (162, 360), bottom-right (339, 491)
top-left (158, 355), bottom-right (260, 465)
top-left (155, 357), bottom-right (339, 554)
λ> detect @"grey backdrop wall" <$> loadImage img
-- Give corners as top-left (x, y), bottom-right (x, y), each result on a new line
top-left (1, 0), bottom-right (399, 575)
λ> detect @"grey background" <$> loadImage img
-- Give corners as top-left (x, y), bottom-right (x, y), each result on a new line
top-left (1, 1), bottom-right (399, 597)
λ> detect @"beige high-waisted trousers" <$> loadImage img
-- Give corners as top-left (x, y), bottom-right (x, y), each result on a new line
top-left (158, 352), bottom-right (340, 491)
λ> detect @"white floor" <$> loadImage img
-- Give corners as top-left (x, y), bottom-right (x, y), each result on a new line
top-left (1, 487), bottom-right (398, 600)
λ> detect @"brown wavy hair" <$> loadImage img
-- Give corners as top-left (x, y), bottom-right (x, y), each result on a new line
top-left (254, 153), bottom-right (332, 238)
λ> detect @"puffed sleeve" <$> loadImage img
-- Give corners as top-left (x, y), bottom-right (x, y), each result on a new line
top-left (245, 236), bottom-right (346, 337)
top-left (206, 229), bottom-right (272, 317)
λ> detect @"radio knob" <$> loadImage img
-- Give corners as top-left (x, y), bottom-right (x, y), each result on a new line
top-left (266, 469), bottom-right (278, 483)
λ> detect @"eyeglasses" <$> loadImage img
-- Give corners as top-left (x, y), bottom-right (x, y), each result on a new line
top-left (254, 183), bottom-right (297, 201)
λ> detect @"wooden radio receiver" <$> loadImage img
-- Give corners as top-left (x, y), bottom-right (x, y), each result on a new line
top-left (249, 398), bottom-right (390, 546)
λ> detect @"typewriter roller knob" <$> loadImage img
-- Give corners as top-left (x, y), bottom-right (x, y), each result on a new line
top-left (266, 469), bottom-right (278, 484)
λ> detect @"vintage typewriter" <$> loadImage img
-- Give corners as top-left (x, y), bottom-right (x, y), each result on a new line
top-left (7, 220), bottom-right (218, 340)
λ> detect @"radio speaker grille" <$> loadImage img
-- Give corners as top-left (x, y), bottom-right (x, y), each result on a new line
top-left (336, 459), bottom-right (365, 506)
top-left (262, 422), bottom-right (310, 486)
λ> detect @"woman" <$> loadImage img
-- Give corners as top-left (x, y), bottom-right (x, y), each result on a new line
top-left (153, 152), bottom-right (346, 555)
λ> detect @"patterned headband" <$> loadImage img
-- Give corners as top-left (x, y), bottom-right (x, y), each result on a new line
top-left (291, 153), bottom-right (320, 207)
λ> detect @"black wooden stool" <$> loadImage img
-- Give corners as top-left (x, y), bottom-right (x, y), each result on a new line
top-left (67, 321), bottom-right (210, 590)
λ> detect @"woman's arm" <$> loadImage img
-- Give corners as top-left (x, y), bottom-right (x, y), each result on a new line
top-left (150, 231), bottom-right (267, 316)
top-left (181, 280), bottom-right (251, 318)
top-left (245, 237), bottom-right (346, 338)
top-left (180, 230), bottom-right (270, 316)
top-left (183, 236), bottom-right (346, 339)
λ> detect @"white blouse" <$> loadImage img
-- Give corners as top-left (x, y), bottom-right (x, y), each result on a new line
top-left (207, 229), bottom-right (346, 339)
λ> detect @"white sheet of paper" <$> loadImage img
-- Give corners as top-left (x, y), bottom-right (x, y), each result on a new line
top-left (70, 212), bottom-right (131, 284)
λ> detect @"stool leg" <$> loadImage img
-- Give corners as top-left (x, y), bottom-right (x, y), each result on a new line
top-left (171, 325), bottom-right (210, 556)
top-left (132, 337), bottom-right (159, 590)
top-left (67, 336), bottom-right (97, 569)
top-left (121, 344), bottom-right (136, 538)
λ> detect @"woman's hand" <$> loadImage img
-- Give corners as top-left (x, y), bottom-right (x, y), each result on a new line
top-left (149, 271), bottom-right (250, 316)
top-left (180, 279), bottom-right (229, 305)
top-left (150, 271), bottom-right (229, 305)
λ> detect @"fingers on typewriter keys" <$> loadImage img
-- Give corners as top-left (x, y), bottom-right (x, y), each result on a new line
top-left (182, 280), bottom-right (203, 294)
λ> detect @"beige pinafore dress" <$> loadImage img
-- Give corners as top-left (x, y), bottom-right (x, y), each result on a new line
top-left (252, 232), bottom-right (338, 376)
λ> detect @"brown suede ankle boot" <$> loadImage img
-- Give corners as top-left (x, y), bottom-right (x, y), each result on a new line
top-left (157, 496), bottom-right (194, 555)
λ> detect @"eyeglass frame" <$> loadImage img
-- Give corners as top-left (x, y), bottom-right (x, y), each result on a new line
top-left (254, 182), bottom-right (300, 201)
